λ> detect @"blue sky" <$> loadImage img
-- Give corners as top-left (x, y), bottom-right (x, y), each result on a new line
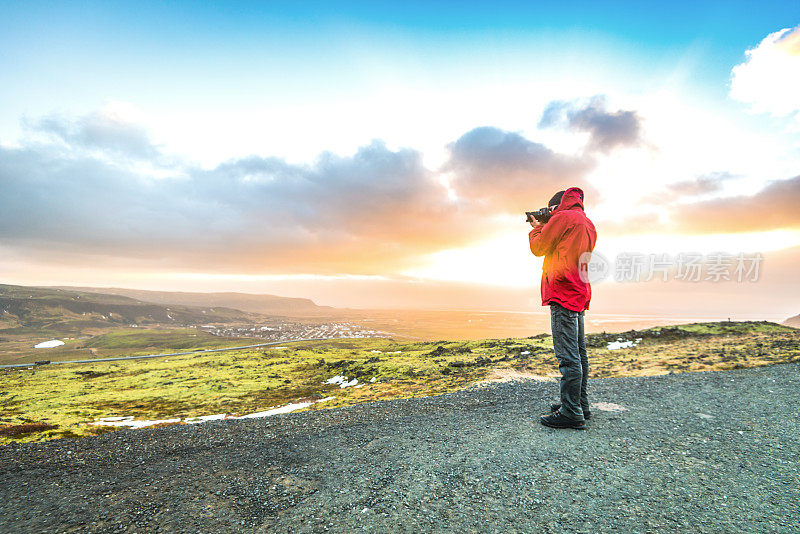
top-left (1, 1), bottom-right (799, 314)
top-left (1, 0), bottom-right (796, 169)
top-left (2, 1), bottom-right (797, 125)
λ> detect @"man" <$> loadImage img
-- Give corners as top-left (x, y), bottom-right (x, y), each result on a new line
top-left (529, 187), bottom-right (597, 430)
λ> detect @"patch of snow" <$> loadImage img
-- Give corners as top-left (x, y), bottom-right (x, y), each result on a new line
top-left (91, 416), bottom-right (181, 429)
top-left (386, 351), bottom-right (402, 354)
top-left (34, 339), bottom-right (64, 349)
top-left (696, 413), bottom-right (714, 420)
top-left (520, 350), bottom-right (531, 355)
top-left (325, 375), bottom-right (347, 385)
top-left (370, 350), bottom-right (382, 353)
top-left (370, 377), bottom-right (377, 383)
top-left (239, 402), bottom-right (314, 419)
top-left (97, 398), bottom-right (337, 428)
top-left (324, 375), bottom-right (359, 388)
top-left (166, 314), bottom-right (173, 320)
top-left (607, 338), bottom-right (641, 350)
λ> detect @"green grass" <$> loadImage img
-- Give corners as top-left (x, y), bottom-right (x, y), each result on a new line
top-left (1, 321), bottom-right (798, 445)
top-left (0, 327), bottom-right (248, 365)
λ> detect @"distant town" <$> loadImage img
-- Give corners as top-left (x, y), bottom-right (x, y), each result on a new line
top-left (198, 321), bottom-right (392, 341)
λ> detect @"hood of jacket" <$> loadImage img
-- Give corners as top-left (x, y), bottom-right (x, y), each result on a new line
top-left (553, 187), bottom-right (584, 213)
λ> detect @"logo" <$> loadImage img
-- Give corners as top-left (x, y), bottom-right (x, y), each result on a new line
top-left (579, 251), bottom-right (610, 283)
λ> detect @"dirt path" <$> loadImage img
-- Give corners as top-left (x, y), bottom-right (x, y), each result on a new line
top-left (2, 363), bottom-right (798, 533)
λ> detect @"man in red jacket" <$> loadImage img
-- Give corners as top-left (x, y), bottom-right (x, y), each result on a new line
top-left (529, 187), bottom-right (597, 429)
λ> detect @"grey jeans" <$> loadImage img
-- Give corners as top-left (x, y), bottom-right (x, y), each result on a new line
top-left (550, 302), bottom-right (589, 421)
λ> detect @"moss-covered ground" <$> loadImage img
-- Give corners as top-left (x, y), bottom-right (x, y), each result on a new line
top-left (2, 321), bottom-right (798, 444)
top-left (0, 327), bottom-right (248, 365)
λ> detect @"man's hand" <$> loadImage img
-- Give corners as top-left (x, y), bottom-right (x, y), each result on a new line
top-left (530, 220), bottom-right (542, 229)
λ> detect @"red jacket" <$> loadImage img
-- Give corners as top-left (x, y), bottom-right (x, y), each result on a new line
top-left (529, 187), bottom-right (597, 312)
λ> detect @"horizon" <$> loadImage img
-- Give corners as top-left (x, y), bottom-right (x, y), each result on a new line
top-left (1, 2), bottom-right (799, 318)
top-left (8, 282), bottom-right (792, 324)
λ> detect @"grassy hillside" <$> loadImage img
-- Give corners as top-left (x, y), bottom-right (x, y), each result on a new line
top-left (0, 327), bottom-right (253, 366)
top-left (2, 321), bottom-right (798, 445)
top-left (0, 284), bottom-right (265, 365)
top-left (0, 284), bottom-right (256, 333)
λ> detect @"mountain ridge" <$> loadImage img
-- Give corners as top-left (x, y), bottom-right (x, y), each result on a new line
top-left (0, 284), bottom-right (256, 333)
top-left (49, 286), bottom-right (334, 317)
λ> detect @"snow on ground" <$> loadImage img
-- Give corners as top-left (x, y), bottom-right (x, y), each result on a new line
top-left (92, 397), bottom-right (337, 428)
top-left (184, 414), bottom-right (228, 424)
top-left (34, 340), bottom-right (65, 349)
top-left (90, 416), bottom-right (182, 428)
top-left (325, 375), bottom-right (359, 388)
top-left (607, 338), bottom-right (642, 350)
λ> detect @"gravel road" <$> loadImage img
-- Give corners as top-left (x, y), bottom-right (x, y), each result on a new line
top-left (2, 363), bottom-right (799, 533)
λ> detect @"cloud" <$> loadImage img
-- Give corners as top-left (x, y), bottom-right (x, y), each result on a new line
top-left (444, 126), bottom-right (593, 211)
top-left (730, 25), bottom-right (800, 117)
top-left (666, 172), bottom-right (736, 197)
top-left (29, 104), bottom-right (163, 161)
top-left (674, 175), bottom-right (800, 234)
top-left (599, 174), bottom-right (800, 236)
top-left (0, 110), bottom-right (592, 274)
top-left (539, 96), bottom-right (644, 152)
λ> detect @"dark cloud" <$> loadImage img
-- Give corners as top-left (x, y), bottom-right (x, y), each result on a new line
top-left (0, 111), bottom-right (597, 274)
top-left (444, 126), bottom-right (593, 211)
top-left (0, 141), bottom-right (460, 273)
top-left (539, 96), bottom-right (643, 153)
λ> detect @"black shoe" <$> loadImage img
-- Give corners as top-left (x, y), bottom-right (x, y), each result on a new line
top-left (551, 403), bottom-right (591, 420)
top-left (540, 410), bottom-right (585, 429)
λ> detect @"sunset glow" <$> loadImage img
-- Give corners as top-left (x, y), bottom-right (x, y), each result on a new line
top-left (1, 2), bottom-right (799, 317)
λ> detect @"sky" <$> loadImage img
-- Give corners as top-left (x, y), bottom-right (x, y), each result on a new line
top-left (1, 1), bottom-right (799, 318)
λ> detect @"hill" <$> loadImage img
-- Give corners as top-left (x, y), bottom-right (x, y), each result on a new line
top-left (783, 313), bottom-right (800, 328)
top-left (53, 286), bottom-right (333, 316)
top-left (0, 284), bottom-right (257, 335)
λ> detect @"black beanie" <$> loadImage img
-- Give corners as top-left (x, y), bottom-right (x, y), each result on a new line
top-left (548, 190), bottom-right (565, 208)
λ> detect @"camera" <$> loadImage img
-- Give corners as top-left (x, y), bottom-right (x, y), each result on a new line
top-left (525, 207), bottom-right (553, 224)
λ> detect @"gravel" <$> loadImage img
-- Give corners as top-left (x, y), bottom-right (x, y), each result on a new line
top-left (2, 363), bottom-right (799, 533)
